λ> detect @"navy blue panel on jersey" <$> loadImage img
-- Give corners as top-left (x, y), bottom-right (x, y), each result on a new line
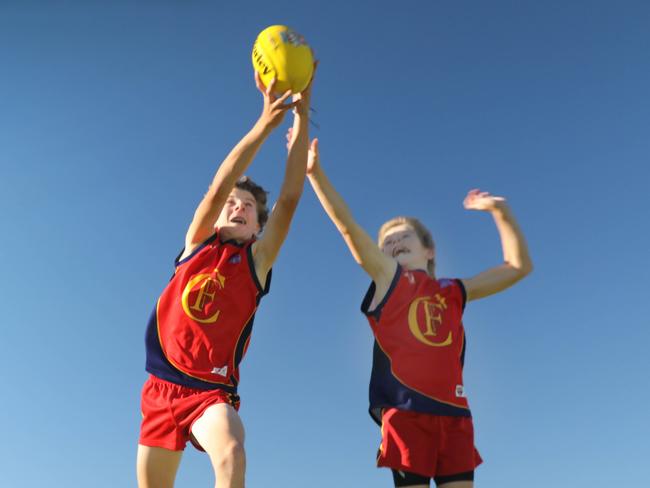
top-left (368, 341), bottom-right (471, 425)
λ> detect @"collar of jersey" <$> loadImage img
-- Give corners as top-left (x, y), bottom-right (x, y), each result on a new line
top-left (216, 229), bottom-right (256, 248)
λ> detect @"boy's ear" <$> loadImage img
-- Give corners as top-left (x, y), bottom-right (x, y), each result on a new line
top-left (426, 248), bottom-right (435, 260)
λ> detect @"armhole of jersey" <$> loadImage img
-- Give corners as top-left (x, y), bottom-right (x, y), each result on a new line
top-left (361, 265), bottom-right (402, 319)
top-left (455, 278), bottom-right (467, 311)
top-left (175, 232), bottom-right (219, 267)
top-left (246, 243), bottom-right (271, 296)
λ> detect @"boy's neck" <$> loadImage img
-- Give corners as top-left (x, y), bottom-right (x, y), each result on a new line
top-left (216, 227), bottom-right (254, 245)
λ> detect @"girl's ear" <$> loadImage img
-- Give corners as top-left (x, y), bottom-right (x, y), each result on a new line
top-left (426, 248), bottom-right (435, 260)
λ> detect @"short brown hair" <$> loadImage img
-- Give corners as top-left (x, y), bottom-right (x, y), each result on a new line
top-left (378, 216), bottom-right (436, 276)
top-left (235, 176), bottom-right (269, 231)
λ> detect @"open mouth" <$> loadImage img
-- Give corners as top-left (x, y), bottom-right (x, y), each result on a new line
top-left (230, 217), bottom-right (247, 225)
top-left (392, 247), bottom-right (409, 258)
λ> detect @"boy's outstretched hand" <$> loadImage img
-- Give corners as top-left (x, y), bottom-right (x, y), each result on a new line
top-left (255, 72), bottom-right (295, 130)
top-left (463, 189), bottom-right (506, 212)
top-left (306, 138), bottom-right (319, 174)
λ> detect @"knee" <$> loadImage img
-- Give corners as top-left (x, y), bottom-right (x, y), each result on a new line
top-left (217, 440), bottom-right (246, 470)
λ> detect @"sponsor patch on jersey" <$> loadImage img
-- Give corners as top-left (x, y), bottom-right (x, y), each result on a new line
top-left (211, 365), bottom-right (228, 377)
top-left (455, 384), bottom-right (465, 397)
top-left (229, 254), bottom-right (242, 264)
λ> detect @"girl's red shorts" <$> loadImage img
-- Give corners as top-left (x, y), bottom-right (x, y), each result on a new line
top-left (139, 375), bottom-right (240, 451)
top-left (378, 408), bottom-right (483, 478)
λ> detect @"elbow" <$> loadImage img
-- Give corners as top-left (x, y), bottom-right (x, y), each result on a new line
top-left (517, 259), bottom-right (534, 279)
top-left (505, 259), bottom-right (533, 281)
top-left (340, 226), bottom-right (354, 241)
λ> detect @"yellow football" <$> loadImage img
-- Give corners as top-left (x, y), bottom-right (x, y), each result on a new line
top-left (252, 25), bottom-right (313, 94)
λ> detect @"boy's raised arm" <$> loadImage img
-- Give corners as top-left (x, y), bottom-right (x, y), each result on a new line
top-left (182, 75), bottom-right (294, 259)
top-left (461, 189), bottom-right (533, 301)
top-left (252, 73), bottom-right (315, 280)
top-left (307, 140), bottom-right (396, 295)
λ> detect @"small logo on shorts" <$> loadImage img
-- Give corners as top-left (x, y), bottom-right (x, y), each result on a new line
top-left (212, 365), bottom-right (228, 377)
top-left (455, 385), bottom-right (465, 397)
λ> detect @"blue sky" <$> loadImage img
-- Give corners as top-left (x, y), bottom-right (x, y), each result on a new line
top-left (1, 1), bottom-right (649, 486)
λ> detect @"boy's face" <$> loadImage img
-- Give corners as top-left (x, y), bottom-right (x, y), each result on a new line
top-left (215, 188), bottom-right (260, 241)
top-left (380, 223), bottom-right (433, 271)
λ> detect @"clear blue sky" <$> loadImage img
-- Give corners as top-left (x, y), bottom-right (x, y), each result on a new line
top-left (1, 1), bottom-right (649, 486)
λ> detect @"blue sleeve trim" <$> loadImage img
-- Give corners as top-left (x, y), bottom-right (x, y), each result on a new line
top-left (361, 265), bottom-right (401, 320)
top-left (174, 232), bottom-right (219, 267)
top-left (246, 244), bottom-right (272, 296)
top-left (455, 279), bottom-right (467, 310)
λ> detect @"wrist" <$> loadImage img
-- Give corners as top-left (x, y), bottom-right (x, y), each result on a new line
top-left (293, 108), bottom-right (310, 122)
top-left (491, 203), bottom-right (512, 219)
top-left (307, 162), bottom-right (322, 178)
top-left (252, 117), bottom-right (274, 136)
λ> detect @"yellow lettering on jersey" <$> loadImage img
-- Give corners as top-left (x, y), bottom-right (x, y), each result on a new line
top-left (407, 295), bottom-right (452, 347)
top-left (181, 269), bottom-right (226, 324)
top-left (190, 278), bottom-right (217, 312)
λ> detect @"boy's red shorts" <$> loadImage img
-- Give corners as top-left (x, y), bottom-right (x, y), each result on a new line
top-left (139, 375), bottom-right (240, 452)
top-left (378, 408), bottom-right (483, 478)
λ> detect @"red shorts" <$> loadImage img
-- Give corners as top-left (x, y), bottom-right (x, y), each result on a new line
top-left (139, 375), bottom-right (240, 451)
top-left (378, 408), bottom-right (482, 478)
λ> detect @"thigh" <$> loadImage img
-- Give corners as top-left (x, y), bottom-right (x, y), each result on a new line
top-left (191, 402), bottom-right (245, 454)
top-left (136, 444), bottom-right (183, 488)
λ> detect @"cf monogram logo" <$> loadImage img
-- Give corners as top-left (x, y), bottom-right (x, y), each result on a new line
top-left (407, 294), bottom-right (452, 347)
top-left (181, 269), bottom-right (226, 324)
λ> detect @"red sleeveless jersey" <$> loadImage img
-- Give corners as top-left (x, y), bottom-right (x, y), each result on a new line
top-left (145, 232), bottom-right (270, 391)
top-left (362, 267), bottom-right (470, 423)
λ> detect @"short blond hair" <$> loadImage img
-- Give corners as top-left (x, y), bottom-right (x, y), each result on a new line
top-left (378, 216), bottom-right (436, 276)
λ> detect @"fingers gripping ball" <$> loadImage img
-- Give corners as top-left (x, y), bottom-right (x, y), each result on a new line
top-left (252, 25), bottom-right (313, 94)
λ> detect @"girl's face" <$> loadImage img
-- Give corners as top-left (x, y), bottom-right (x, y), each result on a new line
top-left (381, 223), bottom-right (434, 271)
top-left (215, 188), bottom-right (260, 242)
